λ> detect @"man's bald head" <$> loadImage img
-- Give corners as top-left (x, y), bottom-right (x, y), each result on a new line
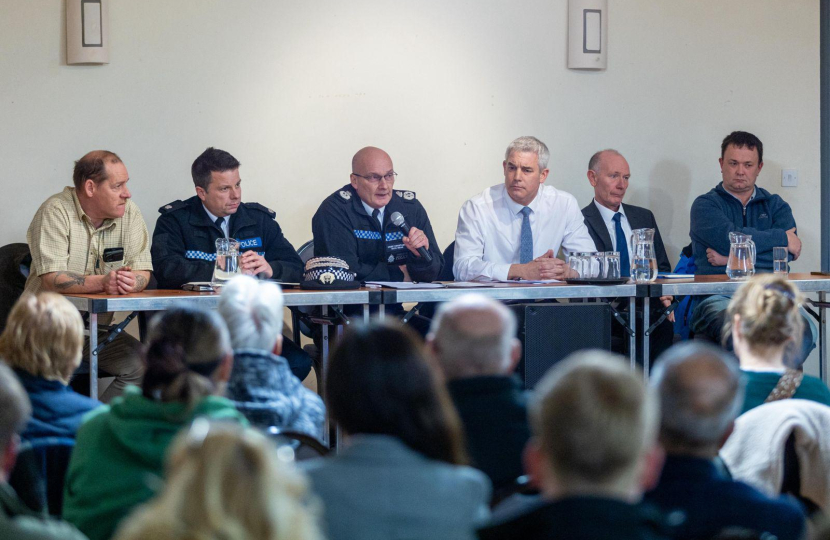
top-left (352, 147), bottom-right (392, 174)
top-left (650, 343), bottom-right (744, 456)
top-left (428, 294), bottom-right (519, 380)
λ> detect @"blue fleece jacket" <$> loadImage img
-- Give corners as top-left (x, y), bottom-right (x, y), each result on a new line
top-left (690, 183), bottom-right (796, 275)
top-left (15, 369), bottom-right (100, 442)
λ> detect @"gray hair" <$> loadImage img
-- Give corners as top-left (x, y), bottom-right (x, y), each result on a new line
top-left (429, 294), bottom-right (517, 380)
top-left (505, 136), bottom-right (550, 171)
top-left (218, 275), bottom-right (285, 352)
top-left (588, 149), bottom-right (623, 173)
top-left (650, 342), bottom-right (745, 452)
top-left (0, 362), bottom-right (31, 451)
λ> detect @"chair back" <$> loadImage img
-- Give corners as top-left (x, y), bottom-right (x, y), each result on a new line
top-left (0, 243), bottom-right (31, 332)
top-left (8, 436), bottom-right (75, 516)
top-left (266, 427), bottom-right (330, 462)
top-left (297, 240), bottom-right (315, 264)
top-left (720, 399), bottom-right (830, 512)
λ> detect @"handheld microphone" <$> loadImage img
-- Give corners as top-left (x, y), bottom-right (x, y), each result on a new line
top-left (390, 211), bottom-right (433, 263)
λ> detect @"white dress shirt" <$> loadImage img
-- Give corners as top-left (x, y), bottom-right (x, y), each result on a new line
top-left (593, 199), bottom-right (633, 253)
top-left (202, 204), bottom-right (229, 238)
top-left (453, 183), bottom-right (597, 281)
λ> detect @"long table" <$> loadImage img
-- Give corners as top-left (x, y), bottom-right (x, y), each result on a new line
top-left (645, 273), bottom-right (830, 380)
top-left (65, 288), bottom-right (381, 399)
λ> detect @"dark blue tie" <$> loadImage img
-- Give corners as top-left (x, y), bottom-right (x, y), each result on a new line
top-left (613, 213), bottom-right (630, 277)
top-left (215, 217), bottom-right (226, 237)
top-left (519, 207), bottom-right (533, 264)
top-left (372, 208), bottom-right (381, 226)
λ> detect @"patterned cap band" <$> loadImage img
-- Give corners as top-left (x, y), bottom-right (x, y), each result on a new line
top-left (303, 257), bottom-right (355, 284)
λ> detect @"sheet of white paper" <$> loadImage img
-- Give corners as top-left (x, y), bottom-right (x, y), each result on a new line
top-left (657, 273), bottom-right (695, 279)
top-left (446, 282), bottom-right (496, 288)
top-left (494, 279), bottom-right (562, 284)
top-left (365, 281), bottom-right (447, 289)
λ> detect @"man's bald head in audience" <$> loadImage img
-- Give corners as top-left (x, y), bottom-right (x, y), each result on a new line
top-left (650, 342), bottom-right (745, 457)
top-left (427, 294), bottom-right (520, 380)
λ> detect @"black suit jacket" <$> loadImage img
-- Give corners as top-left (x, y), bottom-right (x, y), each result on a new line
top-left (581, 201), bottom-right (672, 273)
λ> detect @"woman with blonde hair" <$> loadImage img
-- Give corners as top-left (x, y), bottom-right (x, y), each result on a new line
top-left (725, 274), bottom-right (830, 413)
top-left (63, 306), bottom-right (247, 540)
top-left (115, 420), bottom-right (323, 540)
top-left (0, 292), bottom-right (99, 442)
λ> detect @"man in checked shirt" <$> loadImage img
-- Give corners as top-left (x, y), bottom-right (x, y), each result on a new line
top-left (25, 150), bottom-right (152, 402)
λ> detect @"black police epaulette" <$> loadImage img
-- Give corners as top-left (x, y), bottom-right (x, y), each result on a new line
top-left (394, 190), bottom-right (417, 203)
top-left (244, 202), bottom-right (276, 218)
top-left (158, 200), bottom-right (187, 214)
top-left (336, 188), bottom-right (355, 203)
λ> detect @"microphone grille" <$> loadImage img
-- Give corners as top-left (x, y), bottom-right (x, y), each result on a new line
top-left (390, 212), bottom-right (405, 226)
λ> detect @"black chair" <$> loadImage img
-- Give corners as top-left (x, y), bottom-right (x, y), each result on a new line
top-left (8, 437), bottom-right (75, 516)
top-left (413, 241), bottom-right (455, 320)
top-left (0, 243), bottom-right (31, 333)
top-left (266, 427), bottom-right (330, 461)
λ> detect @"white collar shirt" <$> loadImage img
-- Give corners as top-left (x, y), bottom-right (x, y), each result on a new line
top-left (361, 200), bottom-right (385, 226)
top-left (593, 199), bottom-right (633, 253)
top-left (453, 183), bottom-right (597, 281)
top-left (202, 204), bottom-right (229, 238)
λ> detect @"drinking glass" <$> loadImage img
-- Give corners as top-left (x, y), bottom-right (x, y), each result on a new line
top-left (773, 246), bottom-right (789, 276)
top-left (603, 252), bottom-right (621, 279)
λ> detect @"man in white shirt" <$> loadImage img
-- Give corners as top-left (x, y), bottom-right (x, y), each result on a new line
top-left (453, 136), bottom-right (596, 282)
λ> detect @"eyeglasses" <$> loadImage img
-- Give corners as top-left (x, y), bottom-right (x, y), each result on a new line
top-left (352, 172), bottom-right (398, 184)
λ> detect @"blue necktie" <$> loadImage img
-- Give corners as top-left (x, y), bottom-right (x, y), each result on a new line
top-left (613, 212), bottom-right (630, 277)
top-left (520, 206), bottom-right (533, 264)
top-left (215, 217), bottom-right (227, 238)
top-left (372, 208), bottom-right (381, 226)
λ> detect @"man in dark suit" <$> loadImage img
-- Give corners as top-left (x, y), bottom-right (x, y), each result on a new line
top-left (645, 343), bottom-right (806, 540)
top-left (581, 149), bottom-right (674, 363)
top-left (428, 293), bottom-right (530, 493)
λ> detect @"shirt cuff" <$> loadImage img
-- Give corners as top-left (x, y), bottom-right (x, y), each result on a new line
top-left (493, 264), bottom-right (511, 282)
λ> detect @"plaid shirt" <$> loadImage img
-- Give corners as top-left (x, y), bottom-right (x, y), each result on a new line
top-left (26, 187), bottom-right (153, 297)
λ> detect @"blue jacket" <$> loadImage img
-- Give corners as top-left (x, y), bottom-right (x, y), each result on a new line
top-left (690, 183), bottom-right (796, 275)
top-left (15, 369), bottom-right (100, 442)
top-left (644, 455), bottom-right (805, 540)
top-left (151, 196), bottom-right (303, 289)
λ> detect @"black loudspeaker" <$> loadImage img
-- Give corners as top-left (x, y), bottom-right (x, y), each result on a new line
top-left (511, 302), bottom-right (613, 389)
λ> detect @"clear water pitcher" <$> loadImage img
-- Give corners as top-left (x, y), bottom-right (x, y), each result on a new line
top-left (211, 237), bottom-right (241, 288)
top-left (630, 228), bottom-right (658, 283)
top-left (726, 232), bottom-right (756, 281)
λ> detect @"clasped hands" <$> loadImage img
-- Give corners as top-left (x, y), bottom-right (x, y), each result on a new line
top-left (101, 267), bottom-right (145, 295)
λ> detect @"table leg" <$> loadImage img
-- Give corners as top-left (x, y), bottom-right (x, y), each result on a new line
top-left (821, 292), bottom-right (827, 384)
top-left (643, 297), bottom-right (650, 379)
top-left (335, 305), bottom-right (345, 452)
top-left (89, 313), bottom-right (98, 400)
top-left (363, 303), bottom-right (370, 323)
top-left (321, 305), bottom-right (330, 447)
top-left (629, 297), bottom-right (637, 370)
top-left (378, 303), bottom-right (385, 321)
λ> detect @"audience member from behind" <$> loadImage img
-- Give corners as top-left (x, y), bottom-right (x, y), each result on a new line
top-left (0, 293), bottom-right (99, 443)
top-left (114, 420), bottom-right (323, 540)
top-left (428, 293), bottom-right (529, 492)
top-left (0, 362), bottom-right (87, 540)
top-left (644, 342), bottom-right (806, 540)
top-left (478, 350), bottom-right (667, 540)
top-left (62, 306), bottom-right (246, 540)
top-left (217, 275), bottom-right (324, 438)
top-left (304, 322), bottom-right (490, 540)
top-left (725, 274), bottom-right (830, 414)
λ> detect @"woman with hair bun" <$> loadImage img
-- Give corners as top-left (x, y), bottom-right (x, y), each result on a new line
top-left (725, 274), bottom-right (830, 413)
top-left (115, 421), bottom-right (323, 540)
top-left (63, 306), bottom-right (247, 540)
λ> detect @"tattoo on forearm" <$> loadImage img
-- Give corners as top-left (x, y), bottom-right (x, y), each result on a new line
top-left (134, 274), bottom-right (147, 291)
top-left (54, 272), bottom-right (86, 290)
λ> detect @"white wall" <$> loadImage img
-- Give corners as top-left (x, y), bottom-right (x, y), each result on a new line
top-left (0, 0), bottom-right (820, 273)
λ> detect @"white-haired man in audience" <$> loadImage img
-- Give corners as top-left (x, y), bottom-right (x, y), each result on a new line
top-left (644, 342), bottom-right (806, 540)
top-left (0, 363), bottom-right (88, 539)
top-left (428, 294), bottom-right (529, 493)
top-left (217, 275), bottom-right (324, 438)
top-left (478, 351), bottom-right (667, 540)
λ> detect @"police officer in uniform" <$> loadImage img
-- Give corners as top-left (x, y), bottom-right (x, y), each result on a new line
top-left (151, 147), bottom-right (310, 379)
top-left (312, 146), bottom-right (443, 333)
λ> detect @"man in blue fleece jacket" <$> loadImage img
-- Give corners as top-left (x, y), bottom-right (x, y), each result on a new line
top-left (689, 131), bottom-right (814, 360)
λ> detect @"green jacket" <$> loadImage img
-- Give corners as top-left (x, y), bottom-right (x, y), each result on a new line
top-left (0, 482), bottom-right (87, 540)
top-left (741, 370), bottom-right (830, 414)
top-left (62, 386), bottom-right (246, 540)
